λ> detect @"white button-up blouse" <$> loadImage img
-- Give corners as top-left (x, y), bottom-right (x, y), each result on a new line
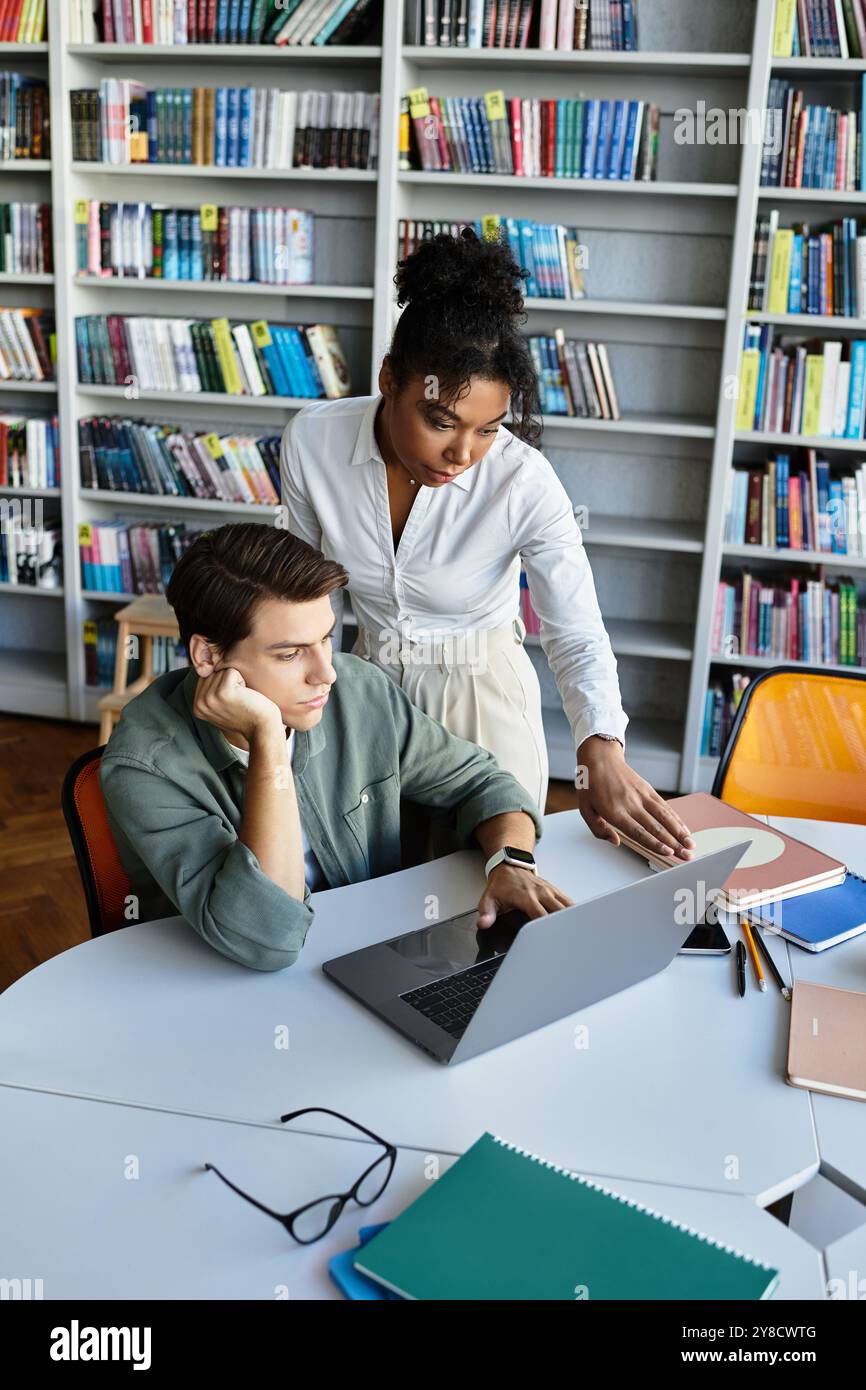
top-left (279, 393), bottom-right (629, 755)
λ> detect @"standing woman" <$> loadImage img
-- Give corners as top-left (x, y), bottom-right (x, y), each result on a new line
top-left (280, 230), bottom-right (694, 861)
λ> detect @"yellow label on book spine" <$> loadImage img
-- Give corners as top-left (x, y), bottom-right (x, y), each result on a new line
top-left (767, 229), bottom-right (794, 314)
top-left (484, 90), bottom-right (506, 122)
top-left (200, 204), bottom-right (218, 232)
top-left (83, 620), bottom-right (97, 641)
top-left (481, 215), bottom-right (501, 240)
top-left (78, 524), bottom-right (93, 545)
top-left (202, 432), bottom-right (223, 459)
top-left (735, 350), bottom-right (760, 432)
top-left (74, 199), bottom-right (89, 225)
top-left (802, 356), bottom-right (825, 436)
top-left (250, 320), bottom-right (272, 348)
top-left (408, 87), bottom-right (430, 118)
top-left (772, 0), bottom-right (797, 57)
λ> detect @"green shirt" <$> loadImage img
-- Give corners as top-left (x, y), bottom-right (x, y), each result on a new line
top-left (100, 654), bottom-right (544, 972)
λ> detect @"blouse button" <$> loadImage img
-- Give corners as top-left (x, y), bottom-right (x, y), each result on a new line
top-left (361, 793), bottom-right (369, 805)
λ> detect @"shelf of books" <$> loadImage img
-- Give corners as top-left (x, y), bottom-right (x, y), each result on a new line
top-left (0, 8), bottom-right (58, 717)
top-left (57, 0), bottom-right (384, 724)
top-left (9, 0), bottom-right (858, 796)
top-left (684, 0), bottom-right (866, 793)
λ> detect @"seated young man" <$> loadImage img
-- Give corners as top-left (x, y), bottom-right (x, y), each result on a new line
top-left (100, 522), bottom-right (573, 971)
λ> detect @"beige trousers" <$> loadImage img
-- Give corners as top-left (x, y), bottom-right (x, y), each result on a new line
top-left (351, 616), bottom-right (549, 813)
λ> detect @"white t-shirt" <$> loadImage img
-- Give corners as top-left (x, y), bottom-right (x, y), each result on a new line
top-left (226, 729), bottom-right (326, 893)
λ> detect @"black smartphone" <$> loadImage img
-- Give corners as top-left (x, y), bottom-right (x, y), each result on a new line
top-left (679, 918), bottom-right (732, 955)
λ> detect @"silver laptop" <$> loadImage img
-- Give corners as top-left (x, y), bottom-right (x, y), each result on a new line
top-left (322, 841), bottom-right (750, 1065)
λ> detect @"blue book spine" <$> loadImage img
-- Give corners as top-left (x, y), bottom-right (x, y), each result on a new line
top-left (260, 336), bottom-right (290, 396)
top-left (620, 101), bottom-right (640, 181)
top-left (581, 100), bottom-right (599, 180)
top-left (593, 100), bottom-right (612, 179)
top-left (475, 98), bottom-right (494, 174)
top-left (806, 237), bottom-right (819, 313)
top-left (555, 99), bottom-right (565, 180)
top-left (459, 97), bottom-right (480, 173)
top-left (178, 211), bottom-right (191, 280)
top-left (191, 212), bottom-right (203, 281)
top-left (776, 454), bottom-right (790, 547)
top-left (146, 89), bottom-right (158, 163)
top-left (829, 479), bottom-right (846, 550)
top-left (216, 0), bottom-right (230, 40)
top-left (238, 88), bottom-right (253, 168)
top-left (226, 88), bottom-right (240, 168)
top-left (237, 0), bottom-right (253, 40)
top-left (753, 325), bottom-right (770, 429)
top-left (606, 100), bottom-right (626, 179)
top-left (163, 209), bottom-right (178, 280)
top-left (816, 459), bottom-right (832, 547)
top-left (286, 326), bottom-right (319, 396)
top-left (215, 88), bottom-right (228, 166)
top-left (315, 0), bottom-right (361, 43)
top-left (789, 234), bottom-right (803, 311)
top-left (823, 111), bottom-right (838, 190)
top-left (622, 0), bottom-right (635, 47)
top-left (505, 216), bottom-right (523, 275)
top-left (520, 222), bottom-right (538, 297)
top-left (182, 88), bottom-right (193, 164)
top-left (271, 327), bottom-right (301, 396)
top-left (846, 340), bottom-right (866, 436)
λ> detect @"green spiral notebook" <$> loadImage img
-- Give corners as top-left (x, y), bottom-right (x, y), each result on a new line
top-left (354, 1133), bottom-right (780, 1301)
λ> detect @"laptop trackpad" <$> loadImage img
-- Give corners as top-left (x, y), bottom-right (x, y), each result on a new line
top-left (385, 908), bottom-right (529, 983)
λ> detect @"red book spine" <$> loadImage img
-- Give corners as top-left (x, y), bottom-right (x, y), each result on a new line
top-left (510, 97), bottom-right (524, 176)
top-left (546, 98), bottom-right (556, 178)
top-left (141, 0), bottom-right (154, 42)
top-left (103, 0), bottom-right (115, 41)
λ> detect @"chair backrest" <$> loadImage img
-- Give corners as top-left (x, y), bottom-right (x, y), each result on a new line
top-left (712, 666), bottom-right (866, 824)
top-left (61, 746), bottom-right (131, 936)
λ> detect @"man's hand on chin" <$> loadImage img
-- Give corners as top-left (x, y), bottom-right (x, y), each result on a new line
top-left (476, 864), bottom-right (575, 930)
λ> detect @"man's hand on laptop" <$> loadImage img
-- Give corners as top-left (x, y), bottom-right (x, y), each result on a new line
top-left (476, 865), bottom-right (575, 930)
top-left (193, 666), bottom-right (284, 740)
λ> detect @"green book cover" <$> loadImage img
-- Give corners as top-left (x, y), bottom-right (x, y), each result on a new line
top-left (355, 1133), bottom-right (780, 1301)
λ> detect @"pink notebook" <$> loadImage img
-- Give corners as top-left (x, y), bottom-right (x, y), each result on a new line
top-left (617, 792), bottom-right (846, 911)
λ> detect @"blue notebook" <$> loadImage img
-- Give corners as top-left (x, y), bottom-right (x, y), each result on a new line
top-left (329, 1223), bottom-right (403, 1301)
top-left (748, 870), bottom-right (866, 952)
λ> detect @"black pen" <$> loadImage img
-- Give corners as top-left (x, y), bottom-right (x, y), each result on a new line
top-left (736, 940), bottom-right (747, 997)
top-left (750, 920), bottom-right (792, 1001)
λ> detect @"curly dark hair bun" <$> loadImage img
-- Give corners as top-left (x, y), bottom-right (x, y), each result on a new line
top-left (394, 227), bottom-right (527, 323)
top-left (388, 229), bottom-right (541, 445)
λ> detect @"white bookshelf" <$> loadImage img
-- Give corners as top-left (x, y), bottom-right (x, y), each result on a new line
top-left (0, 35), bottom-right (58, 713)
top-left (680, 0), bottom-right (866, 791)
top-left (3, 0), bottom-right (848, 796)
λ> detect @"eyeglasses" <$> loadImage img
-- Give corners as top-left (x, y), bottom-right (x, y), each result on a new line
top-left (204, 1106), bottom-right (397, 1245)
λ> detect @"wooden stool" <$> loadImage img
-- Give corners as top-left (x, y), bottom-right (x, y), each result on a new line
top-left (97, 595), bottom-right (181, 744)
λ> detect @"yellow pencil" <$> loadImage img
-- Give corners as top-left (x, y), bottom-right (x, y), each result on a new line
top-left (741, 919), bottom-right (766, 992)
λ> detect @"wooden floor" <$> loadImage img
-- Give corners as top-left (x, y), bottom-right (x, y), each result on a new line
top-left (0, 713), bottom-right (580, 994)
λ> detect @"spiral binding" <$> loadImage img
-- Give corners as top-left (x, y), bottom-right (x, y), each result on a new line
top-left (489, 1133), bottom-right (777, 1273)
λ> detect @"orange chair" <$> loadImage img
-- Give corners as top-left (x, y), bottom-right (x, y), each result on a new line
top-left (712, 665), bottom-right (866, 825)
top-left (61, 747), bottom-right (131, 936)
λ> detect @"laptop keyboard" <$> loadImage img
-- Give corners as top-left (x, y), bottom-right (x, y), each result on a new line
top-left (400, 956), bottom-right (506, 1039)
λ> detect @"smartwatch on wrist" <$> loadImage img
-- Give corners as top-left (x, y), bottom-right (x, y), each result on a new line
top-left (484, 845), bottom-right (538, 878)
